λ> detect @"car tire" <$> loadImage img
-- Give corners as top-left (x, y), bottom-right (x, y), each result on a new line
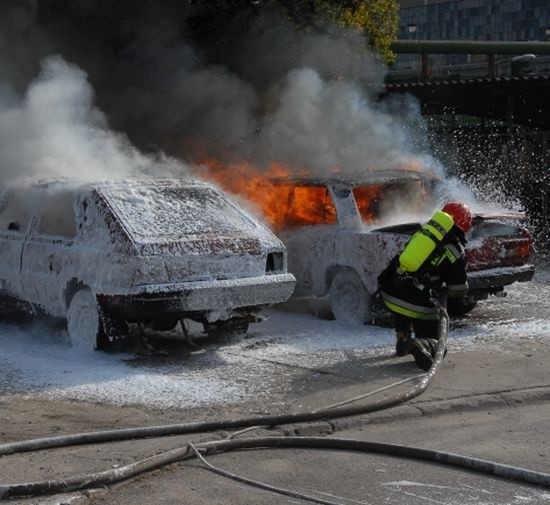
top-left (66, 288), bottom-right (107, 352)
top-left (329, 269), bottom-right (372, 324)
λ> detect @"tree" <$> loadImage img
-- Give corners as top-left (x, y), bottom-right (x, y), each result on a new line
top-left (187, 0), bottom-right (399, 64)
top-left (321, 0), bottom-right (399, 64)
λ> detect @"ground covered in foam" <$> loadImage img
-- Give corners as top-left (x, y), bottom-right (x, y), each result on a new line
top-left (0, 267), bottom-right (548, 411)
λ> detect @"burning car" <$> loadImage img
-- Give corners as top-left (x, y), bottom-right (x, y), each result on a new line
top-left (0, 178), bottom-right (295, 350)
top-left (256, 170), bottom-right (534, 323)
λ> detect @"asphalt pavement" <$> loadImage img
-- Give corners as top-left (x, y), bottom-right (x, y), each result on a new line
top-left (280, 334), bottom-right (550, 435)
top-left (3, 308), bottom-right (550, 505)
top-left (85, 340), bottom-right (550, 504)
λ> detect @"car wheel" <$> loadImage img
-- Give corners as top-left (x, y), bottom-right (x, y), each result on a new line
top-left (66, 288), bottom-right (106, 352)
top-left (205, 318), bottom-right (250, 341)
top-left (329, 269), bottom-right (372, 324)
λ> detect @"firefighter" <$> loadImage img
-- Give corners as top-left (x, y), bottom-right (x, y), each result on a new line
top-left (379, 202), bottom-right (473, 371)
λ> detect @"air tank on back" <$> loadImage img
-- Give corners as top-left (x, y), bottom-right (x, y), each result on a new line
top-left (398, 210), bottom-right (454, 273)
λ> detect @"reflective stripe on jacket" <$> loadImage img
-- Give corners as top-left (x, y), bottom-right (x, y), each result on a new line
top-left (380, 228), bottom-right (468, 320)
top-left (428, 243), bottom-right (469, 298)
top-left (381, 292), bottom-right (440, 320)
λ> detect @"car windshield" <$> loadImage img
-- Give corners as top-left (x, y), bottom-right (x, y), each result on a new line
top-left (100, 183), bottom-right (259, 243)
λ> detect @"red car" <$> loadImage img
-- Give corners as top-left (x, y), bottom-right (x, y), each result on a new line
top-left (266, 171), bottom-right (534, 322)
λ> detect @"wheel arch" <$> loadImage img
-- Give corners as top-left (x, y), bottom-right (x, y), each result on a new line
top-left (328, 267), bottom-right (373, 324)
top-left (63, 278), bottom-right (88, 310)
top-left (325, 265), bottom-right (365, 294)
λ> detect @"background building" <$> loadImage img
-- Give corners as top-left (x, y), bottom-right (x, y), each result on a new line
top-left (389, 2), bottom-right (550, 248)
top-left (396, 0), bottom-right (550, 73)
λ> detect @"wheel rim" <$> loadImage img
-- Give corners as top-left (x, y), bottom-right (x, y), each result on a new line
top-left (67, 289), bottom-right (100, 352)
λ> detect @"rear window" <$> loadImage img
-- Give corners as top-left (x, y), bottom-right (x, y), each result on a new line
top-left (100, 184), bottom-right (259, 242)
top-left (353, 185), bottom-right (384, 224)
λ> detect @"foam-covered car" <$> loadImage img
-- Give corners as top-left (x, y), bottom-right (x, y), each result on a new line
top-left (0, 178), bottom-right (295, 349)
top-left (269, 171), bottom-right (534, 323)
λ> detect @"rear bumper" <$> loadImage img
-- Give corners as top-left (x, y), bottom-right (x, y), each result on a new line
top-left (98, 273), bottom-right (296, 321)
top-left (467, 264), bottom-right (535, 291)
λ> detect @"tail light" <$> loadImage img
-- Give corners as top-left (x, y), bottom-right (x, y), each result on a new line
top-left (466, 232), bottom-right (532, 271)
top-left (503, 239), bottom-right (531, 260)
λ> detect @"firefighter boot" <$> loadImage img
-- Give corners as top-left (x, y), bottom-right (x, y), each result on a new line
top-left (411, 337), bottom-right (439, 371)
top-left (395, 331), bottom-right (412, 357)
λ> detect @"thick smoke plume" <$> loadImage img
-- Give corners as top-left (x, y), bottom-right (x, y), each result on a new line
top-left (0, 2), bottom-right (448, 188)
top-left (109, 14), bottom-right (446, 176)
top-left (0, 56), bottom-right (182, 184)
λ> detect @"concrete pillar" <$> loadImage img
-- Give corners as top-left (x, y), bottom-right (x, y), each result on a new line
top-left (421, 53), bottom-right (430, 81)
top-left (488, 53), bottom-right (496, 78)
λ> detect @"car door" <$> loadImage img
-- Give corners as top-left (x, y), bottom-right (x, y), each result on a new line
top-left (278, 184), bottom-right (340, 297)
top-left (0, 188), bottom-right (34, 303)
top-left (19, 187), bottom-right (78, 317)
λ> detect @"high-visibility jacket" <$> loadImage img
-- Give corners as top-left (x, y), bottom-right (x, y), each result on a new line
top-left (380, 226), bottom-right (468, 320)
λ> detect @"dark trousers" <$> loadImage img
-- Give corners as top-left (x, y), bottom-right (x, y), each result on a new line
top-left (394, 313), bottom-right (440, 340)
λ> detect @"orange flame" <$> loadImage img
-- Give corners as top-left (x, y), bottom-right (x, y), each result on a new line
top-left (196, 159), bottom-right (387, 230)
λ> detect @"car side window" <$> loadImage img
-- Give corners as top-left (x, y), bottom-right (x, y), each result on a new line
top-left (36, 190), bottom-right (77, 238)
top-left (285, 186), bottom-right (336, 227)
top-left (0, 189), bottom-right (33, 233)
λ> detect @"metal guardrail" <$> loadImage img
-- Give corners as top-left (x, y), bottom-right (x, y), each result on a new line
top-left (391, 40), bottom-right (550, 55)
top-left (390, 55), bottom-right (550, 81)
top-left (389, 40), bottom-right (550, 81)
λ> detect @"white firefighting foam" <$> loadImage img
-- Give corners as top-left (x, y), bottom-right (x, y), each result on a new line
top-left (0, 270), bottom-right (548, 410)
top-left (0, 7), bottom-right (540, 413)
top-left (2, 177), bottom-right (290, 322)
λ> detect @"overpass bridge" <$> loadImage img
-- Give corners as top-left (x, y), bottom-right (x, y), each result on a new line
top-left (384, 40), bottom-right (550, 128)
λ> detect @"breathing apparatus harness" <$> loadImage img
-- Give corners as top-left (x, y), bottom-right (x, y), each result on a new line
top-left (378, 210), bottom-right (457, 299)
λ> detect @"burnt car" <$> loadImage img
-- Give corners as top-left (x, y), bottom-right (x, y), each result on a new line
top-left (0, 178), bottom-right (295, 350)
top-left (267, 171), bottom-right (534, 323)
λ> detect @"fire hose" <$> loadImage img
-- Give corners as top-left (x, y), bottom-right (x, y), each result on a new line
top-left (0, 314), bottom-right (448, 458)
top-left (2, 308), bottom-right (549, 500)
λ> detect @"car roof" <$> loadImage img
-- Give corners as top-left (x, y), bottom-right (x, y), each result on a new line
top-left (267, 169), bottom-right (439, 187)
top-left (27, 177), bottom-right (214, 192)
